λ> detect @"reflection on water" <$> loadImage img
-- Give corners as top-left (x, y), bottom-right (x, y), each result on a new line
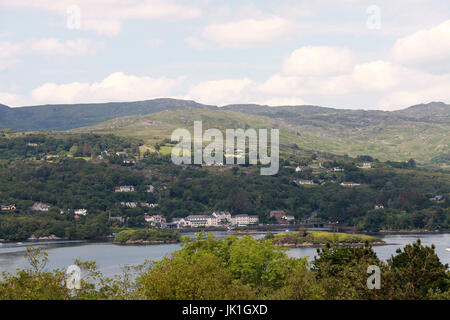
top-left (1, 232), bottom-right (449, 277)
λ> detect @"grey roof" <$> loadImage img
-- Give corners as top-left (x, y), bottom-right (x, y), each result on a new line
top-left (186, 215), bottom-right (211, 219)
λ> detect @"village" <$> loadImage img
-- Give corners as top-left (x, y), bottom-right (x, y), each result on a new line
top-left (0, 159), bottom-right (446, 231)
top-left (147, 211), bottom-right (260, 229)
top-left (145, 210), bottom-right (299, 229)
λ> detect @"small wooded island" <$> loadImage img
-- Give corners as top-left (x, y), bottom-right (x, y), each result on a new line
top-left (113, 229), bottom-right (180, 245)
top-left (267, 230), bottom-right (386, 248)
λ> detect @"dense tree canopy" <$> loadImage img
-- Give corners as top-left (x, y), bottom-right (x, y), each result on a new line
top-left (0, 133), bottom-right (449, 240)
top-left (0, 237), bottom-right (449, 300)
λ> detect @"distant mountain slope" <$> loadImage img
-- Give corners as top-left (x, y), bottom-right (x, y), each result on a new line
top-left (0, 98), bottom-right (216, 131)
top-left (226, 102), bottom-right (449, 164)
top-left (1, 98), bottom-right (449, 165)
top-left (393, 102), bottom-right (450, 123)
top-left (75, 103), bottom-right (450, 165)
top-left (224, 102), bottom-right (450, 126)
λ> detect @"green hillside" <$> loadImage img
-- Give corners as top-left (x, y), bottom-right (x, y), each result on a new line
top-left (74, 104), bottom-right (450, 166)
top-left (0, 98), bottom-right (215, 131)
top-left (1, 98), bottom-right (448, 165)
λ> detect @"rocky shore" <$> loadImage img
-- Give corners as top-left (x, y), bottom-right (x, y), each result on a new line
top-left (113, 239), bottom-right (180, 245)
top-left (377, 229), bottom-right (450, 234)
top-left (27, 234), bottom-right (65, 241)
top-left (275, 240), bottom-right (388, 248)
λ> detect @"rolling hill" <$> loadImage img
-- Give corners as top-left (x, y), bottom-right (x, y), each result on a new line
top-left (1, 99), bottom-right (449, 165)
top-left (0, 98), bottom-right (215, 131)
top-left (73, 103), bottom-right (450, 166)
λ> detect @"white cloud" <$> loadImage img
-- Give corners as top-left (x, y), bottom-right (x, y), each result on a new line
top-left (186, 77), bottom-right (308, 106)
top-left (392, 20), bottom-right (450, 72)
top-left (378, 75), bottom-right (450, 110)
top-left (350, 61), bottom-right (398, 92)
top-left (282, 46), bottom-right (354, 76)
top-left (197, 16), bottom-right (294, 49)
top-left (0, 41), bottom-right (22, 70)
top-left (255, 54), bottom-right (450, 110)
top-left (185, 36), bottom-right (208, 50)
top-left (263, 97), bottom-right (306, 106)
top-left (0, 0), bottom-right (202, 36)
top-left (5, 62), bottom-right (449, 110)
top-left (147, 38), bottom-right (164, 48)
top-left (0, 38), bottom-right (102, 71)
top-left (28, 38), bottom-right (102, 56)
top-left (82, 19), bottom-right (122, 37)
top-left (31, 72), bottom-right (185, 104)
top-left (0, 92), bottom-right (26, 107)
top-left (1, 38), bottom-right (101, 58)
top-left (0, 41), bottom-right (21, 59)
top-left (186, 78), bottom-right (254, 105)
top-left (256, 74), bottom-right (303, 96)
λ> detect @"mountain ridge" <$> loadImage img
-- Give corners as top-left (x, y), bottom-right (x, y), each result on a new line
top-left (0, 98), bottom-right (448, 131)
top-left (74, 106), bottom-right (450, 165)
top-left (0, 98), bottom-right (216, 131)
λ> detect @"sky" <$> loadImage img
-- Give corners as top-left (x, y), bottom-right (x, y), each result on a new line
top-left (0, 0), bottom-right (449, 110)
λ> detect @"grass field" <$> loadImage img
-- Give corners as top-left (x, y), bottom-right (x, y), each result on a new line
top-left (73, 107), bottom-right (450, 166)
top-left (272, 230), bottom-right (381, 246)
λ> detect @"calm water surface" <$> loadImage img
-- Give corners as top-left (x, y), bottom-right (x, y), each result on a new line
top-left (1, 232), bottom-right (449, 277)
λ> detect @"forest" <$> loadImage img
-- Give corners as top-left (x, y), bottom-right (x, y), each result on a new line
top-left (0, 235), bottom-right (449, 300)
top-left (0, 132), bottom-right (449, 240)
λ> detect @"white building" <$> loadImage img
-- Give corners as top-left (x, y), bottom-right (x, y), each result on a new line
top-left (359, 163), bottom-right (372, 169)
top-left (30, 202), bottom-right (51, 211)
top-left (212, 211), bottom-right (232, 224)
top-left (296, 179), bottom-right (315, 185)
top-left (170, 212), bottom-right (259, 228)
top-left (115, 185), bottom-right (135, 192)
top-left (145, 215), bottom-right (166, 227)
top-left (186, 215), bottom-right (217, 227)
top-left (308, 163), bottom-right (323, 169)
top-left (121, 202), bottom-right (138, 208)
top-left (170, 218), bottom-right (190, 229)
top-left (1, 204), bottom-right (16, 211)
top-left (74, 209), bottom-right (88, 216)
top-left (231, 214), bottom-right (259, 226)
top-left (283, 215), bottom-right (295, 222)
top-left (116, 151), bottom-right (127, 156)
top-left (340, 182), bottom-right (361, 187)
top-left (295, 166), bottom-right (304, 172)
top-left (141, 203), bottom-right (158, 208)
top-left (145, 215), bottom-right (164, 223)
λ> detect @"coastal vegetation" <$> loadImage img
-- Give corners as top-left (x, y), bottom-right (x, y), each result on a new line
top-left (270, 230), bottom-right (384, 247)
top-left (2, 99), bottom-right (449, 165)
top-left (0, 235), bottom-right (449, 300)
top-left (113, 229), bottom-right (180, 244)
top-left (0, 132), bottom-right (449, 241)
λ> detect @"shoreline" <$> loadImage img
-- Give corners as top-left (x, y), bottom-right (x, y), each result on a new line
top-left (113, 239), bottom-right (180, 245)
top-left (274, 241), bottom-right (391, 248)
top-left (376, 229), bottom-right (450, 235)
top-left (0, 235), bottom-right (113, 243)
top-left (1, 229), bottom-right (450, 243)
